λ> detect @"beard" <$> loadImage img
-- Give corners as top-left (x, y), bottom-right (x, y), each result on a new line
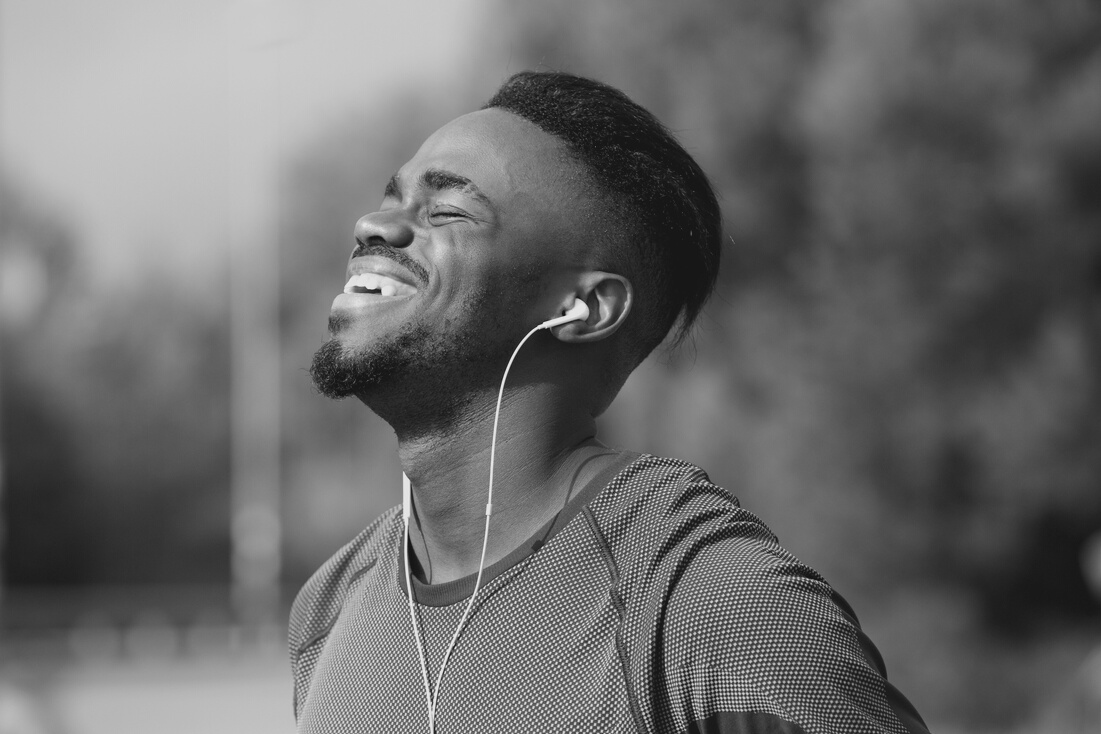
top-left (309, 262), bottom-right (549, 438)
top-left (309, 314), bottom-right (433, 400)
top-left (309, 288), bottom-right (515, 415)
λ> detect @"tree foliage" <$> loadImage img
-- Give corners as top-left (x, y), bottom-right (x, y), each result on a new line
top-left (1, 175), bottom-right (231, 586)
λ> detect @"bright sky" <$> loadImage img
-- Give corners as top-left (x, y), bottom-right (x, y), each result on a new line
top-left (0, 0), bottom-right (487, 288)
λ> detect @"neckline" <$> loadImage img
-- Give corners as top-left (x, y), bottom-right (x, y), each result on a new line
top-left (396, 450), bottom-right (640, 607)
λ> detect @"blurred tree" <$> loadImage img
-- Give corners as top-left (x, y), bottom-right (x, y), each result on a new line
top-left (1, 174), bottom-right (86, 584)
top-left (799, 0), bottom-right (1101, 626)
top-left (0, 173), bottom-right (232, 586)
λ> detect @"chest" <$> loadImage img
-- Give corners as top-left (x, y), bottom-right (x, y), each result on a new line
top-left (295, 547), bottom-right (641, 733)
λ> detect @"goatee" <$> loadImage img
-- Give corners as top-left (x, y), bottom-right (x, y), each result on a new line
top-left (309, 318), bottom-right (431, 399)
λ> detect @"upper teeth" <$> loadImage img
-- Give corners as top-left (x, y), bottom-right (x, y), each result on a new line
top-left (343, 273), bottom-right (414, 297)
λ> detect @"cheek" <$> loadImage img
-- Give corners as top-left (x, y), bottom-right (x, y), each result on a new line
top-left (426, 260), bottom-right (498, 334)
top-left (428, 230), bottom-right (555, 331)
top-left (488, 270), bottom-right (558, 336)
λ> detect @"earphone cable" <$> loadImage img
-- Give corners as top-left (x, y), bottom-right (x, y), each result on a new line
top-left (405, 321), bottom-right (547, 734)
top-left (403, 507), bottom-right (434, 727)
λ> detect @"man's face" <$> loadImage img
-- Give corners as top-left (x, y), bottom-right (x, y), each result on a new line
top-left (311, 108), bottom-right (592, 403)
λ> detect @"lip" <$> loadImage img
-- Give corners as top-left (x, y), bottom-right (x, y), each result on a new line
top-left (346, 255), bottom-right (422, 289)
top-left (330, 291), bottom-right (414, 316)
top-left (331, 255), bottom-right (421, 317)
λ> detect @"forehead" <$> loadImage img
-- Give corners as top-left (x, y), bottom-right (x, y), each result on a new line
top-left (404, 108), bottom-right (589, 211)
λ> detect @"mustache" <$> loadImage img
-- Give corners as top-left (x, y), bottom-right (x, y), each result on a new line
top-left (351, 243), bottom-right (430, 287)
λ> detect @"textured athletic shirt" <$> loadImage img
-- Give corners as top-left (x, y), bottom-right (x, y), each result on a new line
top-left (289, 454), bottom-right (929, 733)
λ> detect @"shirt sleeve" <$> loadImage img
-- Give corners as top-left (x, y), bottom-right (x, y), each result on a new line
top-left (657, 537), bottom-right (930, 734)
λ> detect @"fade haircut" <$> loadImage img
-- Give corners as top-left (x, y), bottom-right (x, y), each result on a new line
top-left (484, 71), bottom-right (722, 371)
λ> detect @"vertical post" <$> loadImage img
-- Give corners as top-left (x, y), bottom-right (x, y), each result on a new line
top-left (226, 0), bottom-right (291, 627)
top-left (0, 323), bottom-right (5, 622)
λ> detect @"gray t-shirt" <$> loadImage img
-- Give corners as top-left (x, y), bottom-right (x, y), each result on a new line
top-left (289, 454), bottom-right (928, 733)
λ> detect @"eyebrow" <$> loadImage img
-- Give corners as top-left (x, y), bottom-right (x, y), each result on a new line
top-left (384, 168), bottom-right (494, 210)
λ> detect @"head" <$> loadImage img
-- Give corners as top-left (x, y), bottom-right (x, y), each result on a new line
top-left (484, 72), bottom-right (722, 364)
top-left (311, 71), bottom-right (721, 424)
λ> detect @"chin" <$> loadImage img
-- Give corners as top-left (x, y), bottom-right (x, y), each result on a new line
top-left (309, 338), bottom-right (371, 399)
top-left (311, 311), bottom-right (450, 399)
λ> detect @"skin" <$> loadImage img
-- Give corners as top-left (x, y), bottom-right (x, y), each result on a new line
top-left (324, 108), bottom-right (634, 583)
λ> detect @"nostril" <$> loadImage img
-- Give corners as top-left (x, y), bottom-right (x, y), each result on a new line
top-left (352, 235), bottom-right (388, 258)
top-left (386, 222), bottom-right (415, 249)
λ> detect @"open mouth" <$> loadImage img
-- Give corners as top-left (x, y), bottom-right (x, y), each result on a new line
top-left (343, 272), bottom-right (417, 297)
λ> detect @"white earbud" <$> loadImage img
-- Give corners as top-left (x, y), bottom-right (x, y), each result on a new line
top-left (539, 298), bottom-right (590, 330)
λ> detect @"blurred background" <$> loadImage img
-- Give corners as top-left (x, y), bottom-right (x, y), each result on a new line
top-left (1, 0), bottom-right (1099, 732)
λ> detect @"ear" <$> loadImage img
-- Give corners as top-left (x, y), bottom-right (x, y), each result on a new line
top-left (550, 271), bottom-right (633, 343)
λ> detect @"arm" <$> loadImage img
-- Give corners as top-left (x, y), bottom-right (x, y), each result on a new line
top-left (657, 538), bottom-right (928, 734)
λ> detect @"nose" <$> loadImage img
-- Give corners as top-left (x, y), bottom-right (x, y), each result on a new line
top-left (353, 210), bottom-right (415, 252)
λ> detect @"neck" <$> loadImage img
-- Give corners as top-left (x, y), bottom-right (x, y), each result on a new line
top-left (397, 381), bottom-right (607, 584)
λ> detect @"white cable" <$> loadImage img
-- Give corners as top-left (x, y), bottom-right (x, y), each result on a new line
top-left (404, 513), bottom-right (434, 723)
top-left (404, 320), bottom-right (551, 733)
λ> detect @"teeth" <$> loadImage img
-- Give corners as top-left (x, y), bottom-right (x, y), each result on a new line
top-left (343, 272), bottom-right (415, 296)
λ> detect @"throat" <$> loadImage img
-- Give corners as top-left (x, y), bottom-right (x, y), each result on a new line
top-left (401, 428), bottom-right (609, 585)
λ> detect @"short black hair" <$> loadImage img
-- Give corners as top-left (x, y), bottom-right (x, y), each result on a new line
top-left (484, 71), bottom-right (722, 363)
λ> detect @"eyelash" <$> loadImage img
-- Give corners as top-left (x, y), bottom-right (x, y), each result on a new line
top-left (430, 206), bottom-right (467, 220)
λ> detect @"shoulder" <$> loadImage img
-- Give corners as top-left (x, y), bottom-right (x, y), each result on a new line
top-left (586, 454), bottom-right (780, 573)
top-left (287, 506), bottom-right (401, 665)
top-left (593, 454), bottom-right (829, 643)
top-left (663, 536), bottom-right (860, 676)
top-left (591, 455), bottom-right (927, 732)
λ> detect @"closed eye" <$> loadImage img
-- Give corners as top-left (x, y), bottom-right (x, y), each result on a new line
top-left (430, 207), bottom-right (470, 221)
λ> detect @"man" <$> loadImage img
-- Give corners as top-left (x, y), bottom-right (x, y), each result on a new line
top-left (291, 71), bottom-right (929, 733)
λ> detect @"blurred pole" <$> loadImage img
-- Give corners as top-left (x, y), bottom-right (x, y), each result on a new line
top-left (0, 317), bottom-right (5, 621)
top-left (227, 0), bottom-right (293, 624)
top-left (0, 0), bottom-right (6, 623)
